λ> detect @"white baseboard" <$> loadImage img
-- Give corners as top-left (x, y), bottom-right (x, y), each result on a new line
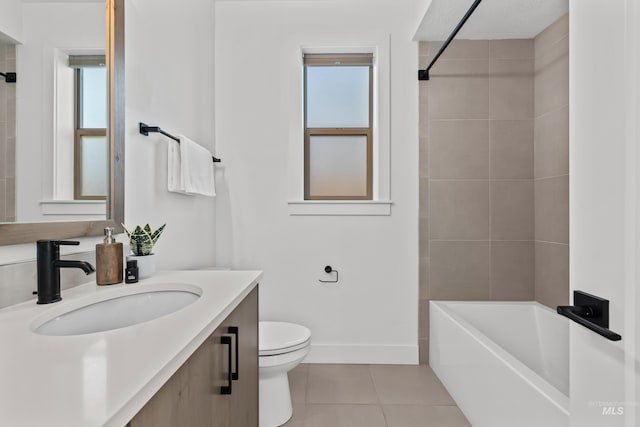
top-left (302, 343), bottom-right (419, 365)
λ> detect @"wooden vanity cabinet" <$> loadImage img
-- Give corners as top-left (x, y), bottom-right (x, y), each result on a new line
top-left (128, 286), bottom-right (258, 427)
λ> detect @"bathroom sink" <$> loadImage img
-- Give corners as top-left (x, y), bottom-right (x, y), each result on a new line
top-left (33, 289), bottom-right (200, 336)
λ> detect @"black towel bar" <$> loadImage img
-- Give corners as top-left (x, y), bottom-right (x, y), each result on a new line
top-left (139, 122), bottom-right (221, 163)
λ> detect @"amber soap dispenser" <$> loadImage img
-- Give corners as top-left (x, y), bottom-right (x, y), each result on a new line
top-left (96, 227), bottom-right (123, 285)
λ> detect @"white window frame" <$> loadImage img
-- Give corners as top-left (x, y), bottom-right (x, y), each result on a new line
top-left (287, 35), bottom-right (392, 216)
top-left (52, 48), bottom-right (106, 202)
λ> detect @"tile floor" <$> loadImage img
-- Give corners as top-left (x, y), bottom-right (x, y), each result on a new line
top-left (282, 364), bottom-right (471, 427)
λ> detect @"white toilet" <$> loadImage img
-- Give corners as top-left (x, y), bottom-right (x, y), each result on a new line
top-left (259, 321), bottom-right (311, 427)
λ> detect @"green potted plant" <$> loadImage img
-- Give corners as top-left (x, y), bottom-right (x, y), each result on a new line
top-left (122, 223), bottom-right (166, 279)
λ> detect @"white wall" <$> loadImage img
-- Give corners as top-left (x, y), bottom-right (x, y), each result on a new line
top-left (569, 0), bottom-right (640, 425)
top-left (17, 3), bottom-right (105, 222)
top-left (124, 0), bottom-right (216, 269)
top-left (0, 0), bottom-right (22, 43)
top-left (215, 0), bottom-right (424, 363)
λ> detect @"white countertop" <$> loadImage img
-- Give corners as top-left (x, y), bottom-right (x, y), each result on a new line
top-left (0, 270), bottom-right (262, 427)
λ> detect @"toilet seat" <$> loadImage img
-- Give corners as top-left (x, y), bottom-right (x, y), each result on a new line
top-left (259, 321), bottom-right (311, 356)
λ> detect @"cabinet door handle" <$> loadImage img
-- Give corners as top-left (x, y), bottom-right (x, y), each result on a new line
top-left (221, 335), bottom-right (233, 395)
top-left (228, 326), bottom-right (239, 380)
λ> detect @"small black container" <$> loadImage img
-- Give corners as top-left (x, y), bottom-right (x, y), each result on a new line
top-left (125, 260), bottom-right (139, 284)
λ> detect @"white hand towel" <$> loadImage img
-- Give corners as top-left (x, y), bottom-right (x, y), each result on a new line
top-left (167, 140), bottom-right (183, 193)
top-left (180, 135), bottom-right (216, 197)
top-left (167, 135), bottom-right (216, 197)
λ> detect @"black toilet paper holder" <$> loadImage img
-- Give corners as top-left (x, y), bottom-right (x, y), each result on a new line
top-left (319, 265), bottom-right (339, 283)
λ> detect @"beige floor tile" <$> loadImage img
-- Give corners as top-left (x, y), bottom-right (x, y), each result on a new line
top-left (282, 403), bottom-right (305, 427)
top-left (306, 364), bottom-right (379, 404)
top-left (303, 404), bottom-right (387, 427)
top-left (289, 364), bottom-right (309, 404)
top-left (383, 405), bottom-right (471, 427)
top-left (370, 365), bottom-right (456, 405)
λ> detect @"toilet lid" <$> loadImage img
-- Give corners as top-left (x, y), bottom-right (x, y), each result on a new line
top-left (259, 321), bottom-right (311, 356)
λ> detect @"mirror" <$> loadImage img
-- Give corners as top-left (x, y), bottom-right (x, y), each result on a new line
top-left (0, 0), bottom-right (123, 245)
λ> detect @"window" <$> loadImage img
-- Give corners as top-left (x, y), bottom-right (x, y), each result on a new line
top-left (288, 39), bottom-right (391, 216)
top-left (71, 55), bottom-right (108, 200)
top-left (304, 53), bottom-right (373, 200)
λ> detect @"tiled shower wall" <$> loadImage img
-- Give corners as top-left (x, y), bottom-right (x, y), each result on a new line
top-left (0, 43), bottom-right (16, 222)
top-left (418, 15), bottom-right (569, 364)
top-left (533, 15), bottom-right (569, 308)
top-left (418, 39), bottom-right (535, 363)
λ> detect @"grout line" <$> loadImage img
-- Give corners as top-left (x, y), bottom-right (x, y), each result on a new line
top-left (296, 364), bottom-right (467, 426)
top-left (534, 103), bottom-right (569, 121)
top-left (535, 33), bottom-right (569, 65)
top-left (491, 57), bottom-right (536, 62)
top-left (533, 173), bottom-right (569, 181)
top-left (367, 365), bottom-right (389, 426)
top-left (488, 54), bottom-right (493, 301)
top-left (431, 239), bottom-right (535, 242)
top-left (429, 118), bottom-right (491, 122)
top-left (368, 364), bottom-right (383, 406)
top-left (304, 364), bottom-right (310, 405)
top-left (430, 58), bottom-right (490, 64)
top-left (427, 178), bottom-right (479, 183)
top-left (430, 178), bottom-right (534, 182)
top-left (534, 240), bottom-right (569, 246)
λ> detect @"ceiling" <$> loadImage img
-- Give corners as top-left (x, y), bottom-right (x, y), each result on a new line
top-left (414, 0), bottom-right (569, 41)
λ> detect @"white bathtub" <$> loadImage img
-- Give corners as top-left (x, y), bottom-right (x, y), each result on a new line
top-left (430, 301), bottom-right (570, 427)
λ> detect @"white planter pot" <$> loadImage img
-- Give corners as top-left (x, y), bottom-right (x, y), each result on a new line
top-left (126, 253), bottom-right (157, 279)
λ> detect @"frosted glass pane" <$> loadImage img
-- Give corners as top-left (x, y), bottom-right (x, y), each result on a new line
top-left (308, 135), bottom-right (368, 197)
top-left (80, 136), bottom-right (108, 197)
top-left (81, 68), bottom-right (107, 128)
top-left (306, 66), bottom-right (369, 128)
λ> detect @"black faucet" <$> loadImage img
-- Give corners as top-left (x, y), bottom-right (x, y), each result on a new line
top-left (36, 240), bottom-right (96, 304)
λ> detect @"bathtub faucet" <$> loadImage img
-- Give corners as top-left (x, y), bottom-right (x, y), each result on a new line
top-left (556, 290), bottom-right (621, 341)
